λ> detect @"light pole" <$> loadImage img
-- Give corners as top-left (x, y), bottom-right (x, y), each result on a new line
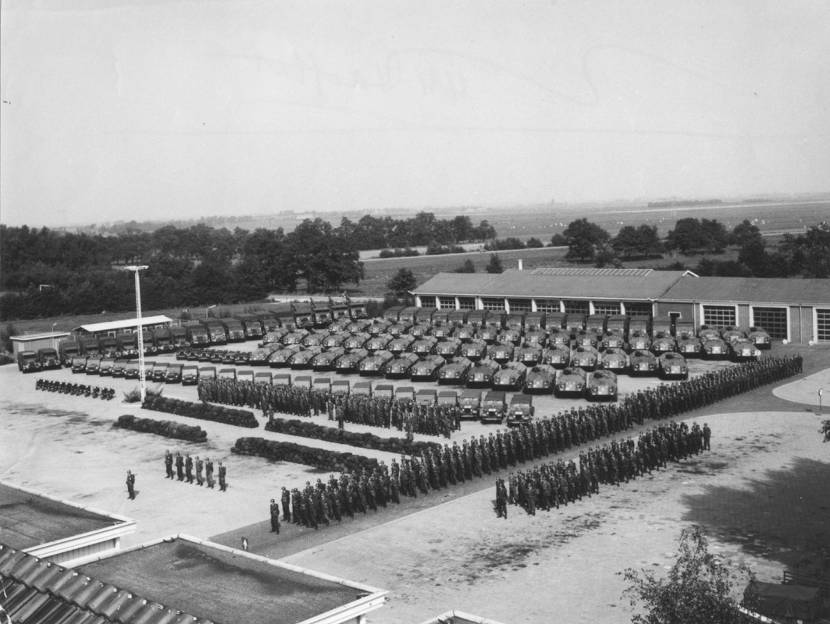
top-left (123, 265), bottom-right (149, 403)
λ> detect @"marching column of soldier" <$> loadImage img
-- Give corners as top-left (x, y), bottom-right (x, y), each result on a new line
top-left (164, 450), bottom-right (228, 492)
top-left (262, 354), bottom-right (800, 530)
top-left (495, 420), bottom-right (708, 518)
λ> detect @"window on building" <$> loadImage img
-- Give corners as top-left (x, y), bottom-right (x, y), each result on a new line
top-left (482, 298), bottom-right (506, 312)
top-left (817, 309), bottom-right (830, 342)
top-left (419, 296), bottom-right (436, 308)
top-left (438, 296), bottom-right (456, 310)
top-left (592, 302), bottom-right (621, 316)
top-left (752, 307), bottom-right (788, 339)
top-left (623, 302), bottom-right (652, 318)
top-left (563, 300), bottom-right (590, 315)
top-left (508, 298), bottom-right (532, 312)
top-left (703, 305), bottom-right (736, 328)
top-left (535, 299), bottom-right (560, 313)
top-left (458, 297), bottom-right (476, 310)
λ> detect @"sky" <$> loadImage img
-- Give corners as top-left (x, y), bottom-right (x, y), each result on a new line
top-left (2, 0), bottom-right (829, 228)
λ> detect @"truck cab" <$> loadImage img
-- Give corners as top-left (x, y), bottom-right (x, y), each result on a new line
top-left (17, 350), bottom-right (41, 373)
top-left (36, 347), bottom-right (61, 370)
top-left (506, 393), bottom-right (534, 426)
top-left (458, 389), bottom-right (483, 419)
top-left (480, 391), bottom-right (507, 424)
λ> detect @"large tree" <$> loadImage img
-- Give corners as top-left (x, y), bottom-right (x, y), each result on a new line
top-left (387, 268), bottom-right (417, 298)
top-left (623, 526), bottom-right (754, 624)
top-left (612, 225), bottom-right (663, 258)
top-left (562, 218), bottom-right (611, 262)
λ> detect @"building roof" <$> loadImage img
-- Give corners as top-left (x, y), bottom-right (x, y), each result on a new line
top-left (78, 536), bottom-right (387, 624)
top-left (10, 332), bottom-right (71, 342)
top-left (0, 543), bottom-right (207, 624)
top-left (661, 275), bottom-right (830, 305)
top-left (73, 316), bottom-right (173, 334)
top-left (0, 483), bottom-right (130, 552)
top-left (413, 269), bottom-right (688, 301)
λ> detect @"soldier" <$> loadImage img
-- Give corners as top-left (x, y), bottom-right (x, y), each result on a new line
top-left (218, 462), bottom-right (227, 491)
top-left (495, 478), bottom-right (508, 519)
top-left (126, 469), bottom-right (136, 500)
top-left (270, 499), bottom-right (280, 533)
top-left (281, 486), bottom-right (291, 522)
top-left (164, 450), bottom-right (174, 479)
top-left (703, 423), bottom-right (711, 451)
top-left (175, 451), bottom-right (184, 481)
top-left (206, 458), bottom-right (215, 489)
top-left (195, 456), bottom-right (204, 486)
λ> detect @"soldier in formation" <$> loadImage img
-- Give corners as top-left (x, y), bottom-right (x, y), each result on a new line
top-left (163, 450), bottom-right (226, 492)
top-left (501, 420), bottom-right (707, 517)
top-left (265, 354), bottom-right (799, 527)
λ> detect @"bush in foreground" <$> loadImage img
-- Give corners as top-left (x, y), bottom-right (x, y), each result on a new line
top-left (115, 414), bottom-right (207, 442)
top-left (233, 436), bottom-right (378, 473)
top-left (142, 395), bottom-right (258, 428)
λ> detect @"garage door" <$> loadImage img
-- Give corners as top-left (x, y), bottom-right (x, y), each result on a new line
top-left (817, 309), bottom-right (830, 342)
top-left (703, 305), bottom-right (736, 328)
top-left (751, 307), bottom-right (788, 339)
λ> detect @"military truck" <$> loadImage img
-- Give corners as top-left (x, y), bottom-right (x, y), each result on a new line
top-left (124, 360), bottom-right (140, 379)
top-left (117, 333), bottom-right (139, 358)
top-left (587, 370), bottom-right (618, 401)
top-left (150, 328), bottom-right (172, 353)
top-left (331, 379), bottom-right (350, 397)
top-left (437, 389), bottom-right (458, 408)
top-left (220, 318), bottom-right (246, 343)
top-left (458, 389), bottom-right (482, 419)
top-left (505, 312), bottom-right (525, 333)
top-left (99, 357), bottom-right (116, 376)
top-left (85, 357), bottom-right (102, 375)
top-left (165, 363), bottom-right (184, 383)
top-left (544, 312), bottom-right (566, 330)
top-left (312, 377), bottom-right (332, 393)
top-left (71, 356), bottom-right (88, 374)
top-left (524, 311), bottom-right (546, 332)
top-left (416, 388), bottom-right (437, 406)
top-left (170, 326), bottom-right (189, 350)
top-left (352, 381), bottom-right (373, 397)
top-left (524, 365), bottom-right (557, 393)
top-left (480, 391), bottom-right (507, 424)
top-left (58, 339), bottom-right (82, 367)
top-left (218, 367), bottom-right (237, 380)
top-left (395, 386), bottom-right (416, 403)
top-left (111, 358), bottom-right (128, 378)
top-left (80, 336), bottom-right (101, 357)
top-left (506, 394), bottom-right (534, 426)
top-left (446, 310), bottom-right (467, 326)
top-left (182, 365), bottom-right (200, 385)
top-left (98, 335), bottom-right (119, 358)
top-left (198, 366), bottom-right (217, 381)
top-left (254, 370), bottom-right (272, 385)
top-left (272, 373), bottom-right (291, 387)
top-left (151, 362), bottom-right (169, 382)
top-left (17, 350), bottom-right (41, 373)
top-left (383, 306), bottom-right (404, 322)
top-left (586, 314), bottom-right (606, 334)
top-left (417, 307), bottom-right (438, 324)
top-left (373, 383), bottom-right (393, 400)
top-left (186, 323), bottom-right (210, 347)
top-left (466, 310), bottom-right (488, 328)
top-left (36, 347), bottom-right (61, 370)
top-left (200, 320), bottom-right (228, 345)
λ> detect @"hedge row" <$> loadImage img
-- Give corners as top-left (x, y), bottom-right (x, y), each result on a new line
top-left (265, 417), bottom-right (441, 455)
top-left (142, 395), bottom-right (258, 428)
top-left (232, 437), bottom-right (379, 473)
top-left (114, 414), bottom-right (208, 442)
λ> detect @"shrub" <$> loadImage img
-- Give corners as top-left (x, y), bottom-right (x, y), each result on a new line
top-left (115, 414), bottom-right (207, 442)
top-left (142, 395), bottom-right (258, 428)
top-left (265, 417), bottom-right (441, 455)
top-left (232, 437), bottom-right (378, 473)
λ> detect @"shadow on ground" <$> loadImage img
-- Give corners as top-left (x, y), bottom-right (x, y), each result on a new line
top-left (681, 457), bottom-right (830, 572)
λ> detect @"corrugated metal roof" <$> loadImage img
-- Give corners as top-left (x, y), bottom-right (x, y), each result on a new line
top-left (0, 543), bottom-right (205, 624)
top-left (661, 275), bottom-right (830, 305)
top-left (74, 316), bottom-right (173, 334)
top-left (413, 269), bottom-right (687, 300)
top-left (10, 332), bottom-right (71, 342)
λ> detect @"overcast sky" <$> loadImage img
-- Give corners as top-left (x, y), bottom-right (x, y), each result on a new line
top-left (2, 0), bottom-right (829, 228)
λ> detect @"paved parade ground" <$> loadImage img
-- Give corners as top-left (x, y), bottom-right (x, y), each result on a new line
top-left (1, 345), bottom-right (828, 623)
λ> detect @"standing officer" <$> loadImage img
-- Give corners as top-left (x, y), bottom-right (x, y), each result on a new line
top-left (175, 452), bottom-right (184, 481)
top-left (195, 456), bottom-right (204, 486)
top-left (703, 423), bottom-right (711, 451)
top-left (270, 499), bottom-right (280, 533)
top-left (126, 470), bottom-right (136, 500)
top-left (218, 462), bottom-right (227, 491)
top-left (185, 454), bottom-right (194, 484)
top-left (164, 450), bottom-right (174, 479)
top-left (281, 487), bottom-right (291, 522)
top-left (205, 458), bottom-right (215, 489)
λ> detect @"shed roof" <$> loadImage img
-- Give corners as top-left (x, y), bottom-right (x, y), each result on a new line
top-left (413, 269), bottom-right (687, 301)
top-left (661, 275), bottom-right (830, 305)
top-left (0, 543), bottom-right (208, 624)
top-left (78, 536), bottom-right (386, 624)
top-left (10, 332), bottom-right (71, 342)
top-left (0, 483), bottom-right (125, 551)
top-left (74, 316), bottom-right (173, 334)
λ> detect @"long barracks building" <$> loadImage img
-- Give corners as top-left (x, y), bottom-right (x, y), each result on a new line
top-left (411, 267), bottom-right (830, 344)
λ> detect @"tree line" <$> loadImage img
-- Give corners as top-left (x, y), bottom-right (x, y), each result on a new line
top-left (554, 217), bottom-right (830, 278)
top-left (0, 218), bottom-right (365, 320)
